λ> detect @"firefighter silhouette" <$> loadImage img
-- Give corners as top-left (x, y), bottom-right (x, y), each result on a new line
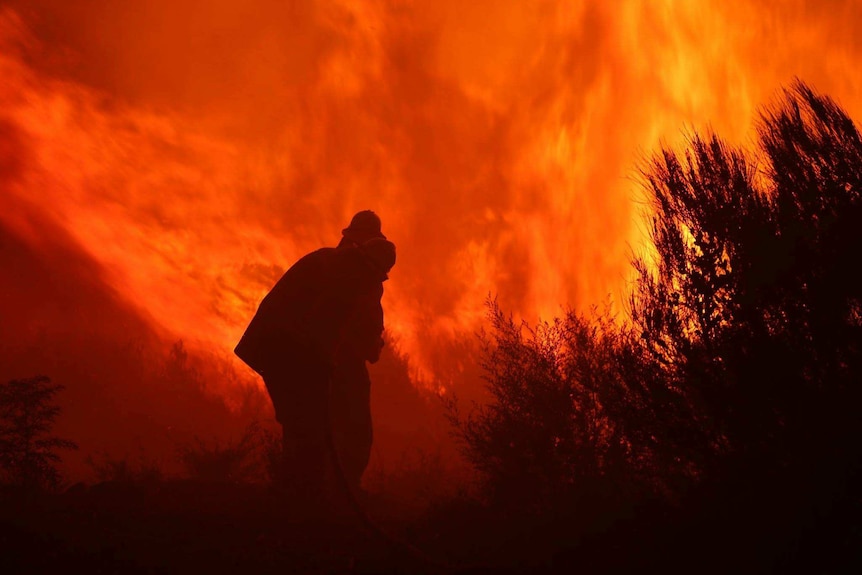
top-left (235, 211), bottom-right (394, 499)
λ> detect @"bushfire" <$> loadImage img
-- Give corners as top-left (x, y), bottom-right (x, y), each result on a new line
top-left (2, 0), bottom-right (860, 398)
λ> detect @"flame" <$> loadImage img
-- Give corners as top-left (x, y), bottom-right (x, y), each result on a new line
top-left (2, 2), bottom-right (861, 397)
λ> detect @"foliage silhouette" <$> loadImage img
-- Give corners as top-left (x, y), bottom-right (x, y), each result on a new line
top-left (629, 81), bottom-right (862, 489)
top-left (447, 300), bottom-right (646, 513)
top-left (86, 450), bottom-right (165, 484)
top-left (177, 422), bottom-right (267, 483)
top-left (0, 375), bottom-right (77, 490)
top-left (450, 82), bottom-right (862, 542)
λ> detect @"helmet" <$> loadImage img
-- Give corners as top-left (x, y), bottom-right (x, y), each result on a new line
top-left (342, 210), bottom-right (386, 243)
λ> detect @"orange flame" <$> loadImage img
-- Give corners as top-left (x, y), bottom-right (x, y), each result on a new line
top-left (2, 2), bottom-right (861, 397)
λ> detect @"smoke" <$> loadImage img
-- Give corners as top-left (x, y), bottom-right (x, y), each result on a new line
top-left (2, 0), bottom-right (862, 402)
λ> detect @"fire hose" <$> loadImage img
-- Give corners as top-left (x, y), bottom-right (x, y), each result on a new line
top-left (322, 370), bottom-right (455, 574)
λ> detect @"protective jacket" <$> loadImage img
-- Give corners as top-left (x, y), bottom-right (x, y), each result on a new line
top-left (235, 246), bottom-right (384, 376)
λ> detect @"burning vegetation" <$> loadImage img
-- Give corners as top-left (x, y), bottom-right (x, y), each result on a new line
top-left (2, 2), bottom-right (862, 573)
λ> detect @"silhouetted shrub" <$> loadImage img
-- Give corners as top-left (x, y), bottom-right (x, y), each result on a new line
top-left (630, 81), bottom-right (862, 489)
top-left (447, 300), bottom-right (649, 512)
top-left (451, 82), bottom-right (862, 526)
top-left (364, 444), bottom-right (458, 517)
top-left (0, 375), bottom-right (77, 490)
top-left (86, 450), bottom-right (165, 484)
top-left (177, 422), bottom-right (265, 483)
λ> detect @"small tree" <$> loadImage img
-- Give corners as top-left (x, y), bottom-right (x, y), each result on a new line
top-left (0, 376), bottom-right (78, 490)
top-left (447, 300), bottom-right (646, 513)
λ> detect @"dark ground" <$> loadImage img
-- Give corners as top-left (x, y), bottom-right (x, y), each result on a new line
top-left (0, 481), bottom-right (438, 575)
top-left (0, 480), bottom-right (521, 575)
top-left (1, 480), bottom-right (860, 574)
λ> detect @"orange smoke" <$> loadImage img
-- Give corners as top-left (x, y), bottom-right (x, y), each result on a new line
top-left (2, 1), bottom-right (861, 397)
